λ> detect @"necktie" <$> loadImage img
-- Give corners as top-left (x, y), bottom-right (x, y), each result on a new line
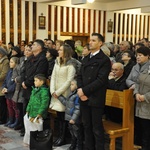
top-left (90, 53), bottom-right (93, 58)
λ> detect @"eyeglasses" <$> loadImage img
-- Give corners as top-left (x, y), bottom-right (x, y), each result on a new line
top-left (122, 53), bottom-right (129, 56)
top-left (111, 68), bottom-right (120, 72)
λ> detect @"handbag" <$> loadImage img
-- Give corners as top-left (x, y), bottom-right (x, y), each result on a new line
top-left (30, 129), bottom-right (53, 150)
top-left (23, 114), bottom-right (43, 145)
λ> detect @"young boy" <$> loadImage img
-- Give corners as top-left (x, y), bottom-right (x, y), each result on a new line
top-left (23, 74), bottom-right (50, 145)
top-left (58, 79), bottom-right (83, 150)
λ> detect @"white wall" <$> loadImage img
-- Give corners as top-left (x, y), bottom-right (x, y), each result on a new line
top-left (36, 3), bottom-right (48, 40)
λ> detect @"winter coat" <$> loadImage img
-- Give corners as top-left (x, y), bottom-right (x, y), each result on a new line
top-left (26, 85), bottom-right (50, 119)
top-left (0, 56), bottom-right (9, 96)
top-left (50, 58), bottom-right (76, 112)
top-left (58, 90), bottom-right (80, 123)
top-left (23, 52), bottom-right (48, 99)
top-left (126, 61), bottom-right (150, 88)
top-left (134, 67), bottom-right (150, 120)
top-left (2, 69), bottom-right (16, 99)
top-left (77, 50), bottom-right (111, 108)
top-left (12, 57), bottom-right (26, 103)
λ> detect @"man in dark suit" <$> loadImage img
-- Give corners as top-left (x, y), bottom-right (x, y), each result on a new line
top-left (77, 33), bottom-right (111, 150)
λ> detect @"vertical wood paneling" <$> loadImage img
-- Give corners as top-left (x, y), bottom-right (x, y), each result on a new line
top-left (83, 9), bottom-right (85, 33)
top-left (103, 11), bottom-right (106, 35)
top-left (98, 11), bottom-right (101, 33)
top-left (25, 1), bottom-right (29, 43)
top-left (124, 13), bottom-right (127, 41)
top-left (93, 10), bottom-right (96, 33)
top-left (57, 6), bottom-right (61, 39)
top-left (78, 8), bottom-right (80, 33)
top-left (132, 14), bottom-right (136, 44)
top-left (1, 2), bottom-right (150, 46)
top-left (66, 7), bottom-right (69, 32)
top-left (144, 15), bottom-right (148, 38)
top-left (136, 14), bottom-right (140, 42)
top-left (18, 0), bottom-right (21, 44)
top-left (85, 9), bottom-right (88, 33)
top-left (140, 15), bottom-right (144, 39)
top-left (128, 14), bottom-right (131, 41)
top-left (14, 0), bottom-right (18, 45)
top-left (48, 5), bottom-right (51, 32)
top-left (54, 6), bottom-right (57, 32)
top-left (2, 0), bottom-right (5, 42)
top-left (10, 0), bottom-right (14, 43)
top-left (60, 6), bottom-right (63, 32)
top-left (115, 13), bottom-right (119, 44)
top-left (72, 8), bottom-right (74, 33)
top-left (119, 13), bottom-right (123, 43)
top-left (114, 12), bottom-right (150, 44)
top-left (63, 7), bottom-right (66, 32)
top-left (21, 0), bottom-right (25, 41)
top-left (69, 7), bottom-right (72, 32)
top-left (100, 11), bottom-right (104, 35)
top-left (33, 2), bottom-right (36, 41)
top-left (51, 5), bottom-right (54, 40)
top-left (90, 10), bottom-right (94, 35)
top-left (95, 10), bottom-right (99, 33)
top-left (80, 8), bottom-right (83, 33)
top-left (29, 1), bottom-right (33, 41)
top-left (5, 0), bottom-right (10, 44)
top-left (88, 10), bottom-right (91, 34)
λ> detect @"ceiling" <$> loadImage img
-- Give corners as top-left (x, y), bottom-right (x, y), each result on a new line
top-left (95, 0), bottom-right (127, 2)
top-left (32, 0), bottom-right (150, 13)
top-left (36, 0), bottom-right (128, 3)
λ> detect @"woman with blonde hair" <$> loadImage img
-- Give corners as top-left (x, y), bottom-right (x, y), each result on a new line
top-left (50, 44), bottom-right (76, 146)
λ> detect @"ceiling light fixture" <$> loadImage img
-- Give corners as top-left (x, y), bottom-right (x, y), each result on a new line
top-left (87, 0), bottom-right (95, 3)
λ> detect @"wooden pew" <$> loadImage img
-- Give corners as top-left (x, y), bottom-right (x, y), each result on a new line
top-left (103, 89), bottom-right (134, 150)
top-left (48, 108), bottom-right (57, 132)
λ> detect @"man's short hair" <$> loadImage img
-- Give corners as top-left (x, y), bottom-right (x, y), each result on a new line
top-left (34, 74), bottom-right (46, 84)
top-left (92, 33), bottom-right (104, 42)
top-left (34, 39), bottom-right (44, 50)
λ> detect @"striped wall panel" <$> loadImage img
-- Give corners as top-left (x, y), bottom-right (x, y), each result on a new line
top-left (0, 0), bottom-right (36, 45)
top-left (48, 6), bottom-right (106, 41)
top-left (114, 12), bottom-right (150, 44)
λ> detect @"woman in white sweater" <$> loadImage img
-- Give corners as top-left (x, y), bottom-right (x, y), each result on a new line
top-left (50, 44), bottom-right (76, 146)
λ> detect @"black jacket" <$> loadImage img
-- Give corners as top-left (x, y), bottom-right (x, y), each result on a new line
top-left (77, 50), bottom-right (111, 108)
top-left (23, 51), bottom-right (48, 99)
top-left (107, 75), bottom-right (128, 91)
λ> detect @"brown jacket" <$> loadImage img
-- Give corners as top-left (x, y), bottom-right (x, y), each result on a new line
top-left (0, 56), bottom-right (9, 96)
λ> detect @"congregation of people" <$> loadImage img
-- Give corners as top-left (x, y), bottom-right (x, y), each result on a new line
top-left (0, 35), bottom-right (150, 150)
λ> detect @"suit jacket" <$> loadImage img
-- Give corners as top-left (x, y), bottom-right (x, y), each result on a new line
top-left (107, 75), bottom-right (128, 91)
top-left (77, 50), bottom-right (111, 108)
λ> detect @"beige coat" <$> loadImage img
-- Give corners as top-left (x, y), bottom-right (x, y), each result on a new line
top-left (50, 58), bottom-right (76, 112)
top-left (0, 56), bottom-right (9, 96)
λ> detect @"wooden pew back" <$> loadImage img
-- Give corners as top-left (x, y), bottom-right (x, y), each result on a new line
top-left (104, 89), bottom-right (134, 150)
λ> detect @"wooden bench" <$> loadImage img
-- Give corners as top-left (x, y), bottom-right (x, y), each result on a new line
top-left (103, 89), bottom-right (134, 150)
